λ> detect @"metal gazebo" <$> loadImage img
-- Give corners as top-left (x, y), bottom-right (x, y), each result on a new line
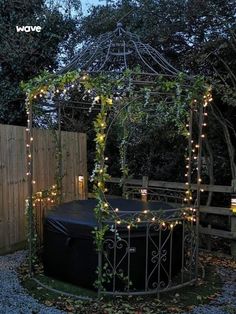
top-left (26, 23), bottom-right (209, 297)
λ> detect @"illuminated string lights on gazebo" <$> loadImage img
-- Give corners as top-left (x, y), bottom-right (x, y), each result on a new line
top-left (23, 22), bottom-right (212, 296)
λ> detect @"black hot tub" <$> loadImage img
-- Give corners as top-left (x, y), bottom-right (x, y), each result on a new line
top-left (43, 198), bottom-right (183, 292)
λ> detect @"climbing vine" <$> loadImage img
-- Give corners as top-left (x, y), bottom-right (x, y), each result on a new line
top-left (22, 68), bottom-right (211, 290)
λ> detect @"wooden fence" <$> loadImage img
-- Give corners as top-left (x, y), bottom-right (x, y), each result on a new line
top-left (0, 124), bottom-right (87, 254)
top-left (106, 176), bottom-right (236, 256)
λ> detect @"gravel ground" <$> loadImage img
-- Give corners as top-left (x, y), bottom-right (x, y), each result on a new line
top-left (0, 250), bottom-right (236, 314)
top-left (182, 267), bottom-right (236, 314)
top-left (0, 250), bottom-right (65, 314)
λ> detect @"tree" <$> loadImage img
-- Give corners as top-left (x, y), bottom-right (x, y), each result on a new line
top-left (78, 0), bottom-right (236, 188)
top-left (0, 0), bottom-right (81, 125)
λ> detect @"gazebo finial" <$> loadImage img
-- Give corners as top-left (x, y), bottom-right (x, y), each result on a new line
top-left (116, 21), bottom-right (123, 28)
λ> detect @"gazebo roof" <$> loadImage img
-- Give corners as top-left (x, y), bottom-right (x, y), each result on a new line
top-left (60, 23), bottom-right (179, 76)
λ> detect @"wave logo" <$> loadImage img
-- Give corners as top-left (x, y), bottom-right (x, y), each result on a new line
top-left (16, 26), bottom-right (42, 32)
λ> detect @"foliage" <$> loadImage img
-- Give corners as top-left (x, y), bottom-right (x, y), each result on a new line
top-left (21, 70), bottom-right (80, 102)
top-left (19, 251), bottom-right (234, 313)
top-left (22, 66), bottom-right (209, 288)
top-left (80, 0), bottom-right (236, 184)
top-left (0, 0), bottom-right (81, 125)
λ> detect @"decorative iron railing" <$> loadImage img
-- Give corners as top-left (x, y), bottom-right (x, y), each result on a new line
top-left (99, 208), bottom-right (198, 296)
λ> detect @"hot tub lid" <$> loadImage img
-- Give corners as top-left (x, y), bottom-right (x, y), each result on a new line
top-left (44, 198), bottom-right (180, 238)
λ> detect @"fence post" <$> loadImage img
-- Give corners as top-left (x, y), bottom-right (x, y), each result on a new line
top-left (231, 216), bottom-right (236, 258)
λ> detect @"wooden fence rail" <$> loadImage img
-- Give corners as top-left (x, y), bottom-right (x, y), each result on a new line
top-left (0, 124), bottom-right (87, 254)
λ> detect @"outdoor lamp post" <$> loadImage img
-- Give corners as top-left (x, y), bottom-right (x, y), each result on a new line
top-left (76, 175), bottom-right (85, 200)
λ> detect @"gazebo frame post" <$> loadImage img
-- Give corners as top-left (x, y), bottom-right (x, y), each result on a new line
top-left (26, 102), bottom-right (34, 276)
top-left (195, 102), bottom-right (204, 278)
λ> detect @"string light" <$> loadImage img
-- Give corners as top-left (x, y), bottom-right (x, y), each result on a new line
top-left (23, 73), bottom-right (210, 239)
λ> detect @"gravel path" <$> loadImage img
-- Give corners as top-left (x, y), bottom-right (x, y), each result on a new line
top-left (0, 250), bottom-right (236, 314)
top-left (0, 250), bottom-right (65, 314)
top-left (182, 267), bottom-right (236, 314)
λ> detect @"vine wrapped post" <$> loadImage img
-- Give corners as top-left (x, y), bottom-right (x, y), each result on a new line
top-left (26, 100), bottom-right (34, 275)
top-left (195, 98), bottom-right (205, 278)
top-left (92, 93), bottom-right (113, 296)
top-left (186, 105), bottom-right (194, 205)
top-left (57, 101), bottom-right (63, 203)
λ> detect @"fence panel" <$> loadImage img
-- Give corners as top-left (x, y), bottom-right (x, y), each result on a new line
top-left (0, 124), bottom-right (87, 254)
